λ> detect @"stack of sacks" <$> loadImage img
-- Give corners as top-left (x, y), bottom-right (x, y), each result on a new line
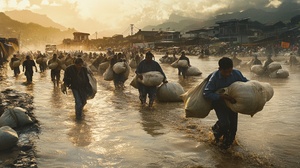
top-left (157, 82), bottom-right (185, 102)
top-left (267, 62), bottom-right (289, 78)
top-left (221, 80), bottom-right (274, 116)
top-left (181, 77), bottom-right (212, 118)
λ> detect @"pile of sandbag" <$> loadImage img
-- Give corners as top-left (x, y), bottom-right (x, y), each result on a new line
top-left (181, 77), bottom-right (212, 118)
top-left (221, 80), bottom-right (274, 116)
top-left (251, 62), bottom-right (289, 78)
top-left (0, 126), bottom-right (18, 150)
top-left (0, 107), bottom-right (33, 128)
top-left (157, 82), bottom-right (185, 102)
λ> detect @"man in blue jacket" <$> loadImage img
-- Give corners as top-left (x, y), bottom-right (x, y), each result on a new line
top-left (203, 57), bottom-right (248, 149)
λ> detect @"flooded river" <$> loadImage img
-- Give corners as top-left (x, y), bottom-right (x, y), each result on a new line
top-left (1, 55), bottom-right (300, 168)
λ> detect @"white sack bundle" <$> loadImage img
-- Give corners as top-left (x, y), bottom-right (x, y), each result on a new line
top-left (0, 126), bottom-right (19, 150)
top-left (123, 63), bottom-right (131, 80)
top-left (98, 61), bottom-right (109, 70)
top-left (171, 61), bottom-right (178, 68)
top-left (186, 66), bottom-right (202, 76)
top-left (138, 71), bottom-right (164, 86)
top-left (250, 65), bottom-right (265, 75)
top-left (129, 59), bottom-right (137, 68)
top-left (103, 65), bottom-right (114, 81)
top-left (251, 80), bottom-right (274, 101)
top-left (12, 60), bottom-right (21, 68)
top-left (177, 60), bottom-right (189, 68)
top-left (89, 65), bottom-right (98, 72)
top-left (48, 62), bottom-right (58, 69)
top-left (222, 80), bottom-right (273, 116)
top-left (113, 62), bottom-right (127, 74)
top-left (87, 72), bottom-right (97, 99)
top-left (157, 82), bottom-right (185, 102)
top-left (181, 77), bottom-right (212, 118)
top-left (267, 62), bottom-right (282, 72)
top-left (275, 69), bottom-right (289, 78)
top-left (0, 107), bottom-right (33, 128)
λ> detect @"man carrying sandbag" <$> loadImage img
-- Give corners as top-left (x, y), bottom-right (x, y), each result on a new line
top-left (136, 51), bottom-right (168, 108)
top-left (176, 51), bottom-right (191, 79)
top-left (10, 54), bottom-right (20, 76)
top-left (48, 53), bottom-right (62, 87)
top-left (203, 57), bottom-right (248, 150)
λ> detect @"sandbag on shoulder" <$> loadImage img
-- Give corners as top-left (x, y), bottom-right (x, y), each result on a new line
top-left (103, 65), bottom-right (114, 81)
top-left (222, 80), bottom-right (273, 116)
top-left (0, 126), bottom-right (19, 150)
top-left (181, 77), bottom-right (212, 118)
top-left (138, 71), bottom-right (164, 86)
top-left (0, 107), bottom-right (33, 128)
top-left (157, 82), bottom-right (185, 102)
top-left (112, 62), bottom-right (127, 74)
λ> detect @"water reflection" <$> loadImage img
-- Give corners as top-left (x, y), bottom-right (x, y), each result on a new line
top-left (68, 119), bottom-right (92, 147)
top-left (139, 108), bottom-right (165, 137)
top-left (50, 87), bottom-right (63, 108)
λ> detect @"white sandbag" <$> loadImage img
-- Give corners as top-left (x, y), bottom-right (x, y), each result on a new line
top-left (276, 69), bottom-right (289, 78)
top-left (129, 59), bottom-right (137, 68)
top-left (89, 65), bottom-right (98, 72)
top-left (87, 72), bottom-right (97, 99)
top-left (0, 126), bottom-right (19, 150)
top-left (113, 62), bottom-right (127, 74)
top-left (157, 82), bottom-right (185, 102)
top-left (222, 81), bottom-right (273, 116)
top-left (48, 62), bottom-right (58, 69)
top-left (99, 61), bottom-right (109, 70)
top-left (181, 77), bottom-right (212, 118)
top-left (0, 107), bottom-right (33, 128)
top-left (130, 75), bottom-right (138, 89)
top-left (103, 65), bottom-right (114, 81)
top-left (186, 66), bottom-right (202, 76)
top-left (171, 61), bottom-right (178, 68)
top-left (251, 80), bottom-right (274, 101)
top-left (138, 71), bottom-right (164, 86)
top-left (251, 65), bottom-right (265, 75)
top-left (177, 60), bottom-right (188, 68)
top-left (124, 63), bottom-right (130, 80)
top-left (269, 70), bottom-right (278, 78)
top-left (12, 60), bottom-right (21, 67)
top-left (267, 62), bottom-right (282, 72)
top-left (42, 57), bottom-right (48, 63)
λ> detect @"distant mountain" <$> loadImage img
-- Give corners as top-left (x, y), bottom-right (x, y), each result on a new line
top-left (0, 12), bottom-right (74, 50)
top-left (5, 10), bottom-right (66, 30)
top-left (143, 1), bottom-right (300, 32)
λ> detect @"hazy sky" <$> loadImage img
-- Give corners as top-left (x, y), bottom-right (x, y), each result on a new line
top-left (0, 0), bottom-right (297, 37)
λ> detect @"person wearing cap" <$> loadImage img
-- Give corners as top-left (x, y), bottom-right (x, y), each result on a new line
top-left (177, 51), bottom-right (191, 79)
top-left (135, 51), bottom-right (168, 108)
top-left (22, 55), bottom-right (38, 84)
top-left (62, 57), bottom-right (92, 119)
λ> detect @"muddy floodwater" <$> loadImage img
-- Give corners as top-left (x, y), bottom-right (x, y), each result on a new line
top-left (1, 55), bottom-right (300, 168)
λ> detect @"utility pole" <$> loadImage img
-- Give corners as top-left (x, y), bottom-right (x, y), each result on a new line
top-left (130, 24), bottom-right (134, 36)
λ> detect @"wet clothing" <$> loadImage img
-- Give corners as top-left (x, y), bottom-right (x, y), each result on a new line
top-left (10, 57), bottom-right (20, 76)
top-left (203, 69), bottom-right (248, 147)
top-left (63, 65), bottom-right (91, 118)
top-left (22, 59), bottom-right (36, 83)
top-left (48, 58), bottom-right (62, 85)
top-left (177, 55), bottom-right (190, 78)
top-left (135, 59), bottom-right (167, 104)
top-left (110, 57), bottom-right (127, 89)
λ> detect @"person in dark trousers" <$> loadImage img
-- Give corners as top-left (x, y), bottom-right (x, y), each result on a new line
top-left (10, 54), bottom-right (20, 76)
top-left (62, 57), bottom-right (92, 119)
top-left (252, 55), bottom-right (262, 65)
top-left (22, 55), bottom-right (38, 84)
top-left (135, 51), bottom-right (168, 108)
top-left (177, 51), bottom-right (191, 79)
top-left (203, 57), bottom-right (248, 150)
top-left (48, 53), bottom-right (62, 87)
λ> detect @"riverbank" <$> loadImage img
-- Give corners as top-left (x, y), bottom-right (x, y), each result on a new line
top-left (0, 64), bottom-right (39, 168)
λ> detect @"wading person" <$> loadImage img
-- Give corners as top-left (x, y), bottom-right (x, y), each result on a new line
top-left (22, 55), bottom-right (38, 84)
top-left (48, 53), bottom-right (62, 87)
top-left (203, 57), bottom-right (248, 149)
top-left (10, 54), bottom-right (20, 76)
top-left (135, 51), bottom-right (168, 108)
top-left (61, 57), bottom-right (92, 119)
top-left (110, 53), bottom-right (127, 89)
top-left (177, 51), bottom-right (191, 79)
